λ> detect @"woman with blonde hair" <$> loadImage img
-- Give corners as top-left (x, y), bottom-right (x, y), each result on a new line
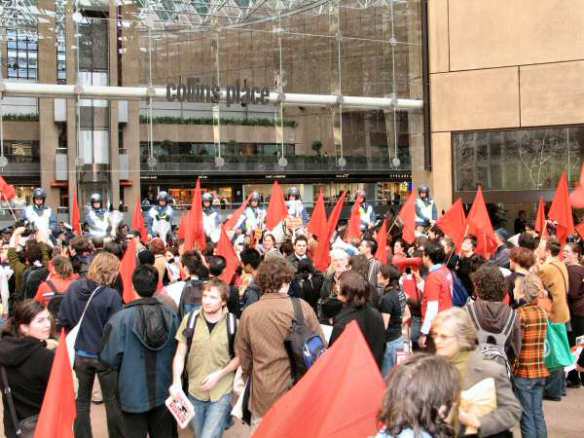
top-left (431, 307), bottom-right (521, 438)
top-left (57, 251), bottom-right (124, 438)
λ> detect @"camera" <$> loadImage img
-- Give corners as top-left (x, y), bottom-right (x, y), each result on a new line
top-left (14, 219), bottom-right (37, 237)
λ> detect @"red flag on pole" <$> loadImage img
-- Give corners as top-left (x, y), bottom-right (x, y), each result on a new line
top-left (224, 194), bottom-right (252, 232)
top-left (436, 198), bottom-right (466, 252)
top-left (345, 195), bottom-right (364, 241)
top-left (314, 192), bottom-right (346, 272)
top-left (466, 187), bottom-right (498, 259)
top-left (569, 164), bottom-right (584, 208)
top-left (398, 191), bottom-right (417, 244)
top-left (375, 219), bottom-right (389, 265)
top-left (71, 192), bottom-right (82, 235)
top-left (534, 197), bottom-right (548, 238)
top-left (216, 226), bottom-right (238, 284)
top-left (185, 179), bottom-right (206, 251)
top-left (307, 191), bottom-right (327, 241)
top-left (254, 321), bottom-right (385, 438)
top-left (0, 176), bottom-right (16, 200)
top-left (34, 329), bottom-right (76, 438)
top-left (548, 171), bottom-right (574, 245)
top-left (177, 212), bottom-right (188, 241)
top-left (265, 181), bottom-right (288, 231)
top-left (120, 238), bottom-right (139, 303)
top-left (131, 198), bottom-right (148, 243)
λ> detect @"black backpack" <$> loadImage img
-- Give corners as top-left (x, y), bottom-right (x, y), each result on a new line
top-left (284, 298), bottom-right (326, 384)
top-left (44, 279), bottom-right (65, 318)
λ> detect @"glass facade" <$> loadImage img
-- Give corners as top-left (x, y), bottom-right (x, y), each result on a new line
top-left (6, 28), bottom-right (38, 80)
top-left (453, 125), bottom-right (584, 192)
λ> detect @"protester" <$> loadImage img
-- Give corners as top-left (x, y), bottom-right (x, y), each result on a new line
top-left (456, 236), bottom-right (485, 298)
top-left (319, 248), bottom-right (350, 322)
top-left (230, 247), bottom-right (261, 317)
top-left (329, 270), bottom-right (385, 368)
top-left (377, 263), bottom-right (406, 375)
top-left (175, 251), bottom-right (208, 319)
top-left (0, 300), bottom-right (54, 438)
top-left (359, 239), bottom-right (381, 287)
top-left (376, 354), bottom-right (460, 438)
top-left (508, 246), bottom-right (537, 306)
top-left (432, 308), bottom-right (521, 437)
top-left (286, 235), bottom-right (310, 271)
top-left (57, 252), bottom-right (125, 438)
top-left (100, 264), bottom-right (179, 438)
top-left (235, 257), bottom-right (323, 432)
top-left (563, 242), bottom-right (584, 386)
top-left (288, 258), bottom-right (323, 312)
top-left (150, 238), bottom-right (168, 286)
top-left (34, 255), bottom-right (78, 309)
top-left (171, 279), bottom-right (239, 438)
top-left (512, 273), bottom-right (549, 438)
top-left (259, 233), bottom-right (282, 258)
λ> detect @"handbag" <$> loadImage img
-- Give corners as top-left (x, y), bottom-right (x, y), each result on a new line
top-left (65, 286), bottom-right (103, 368)
top-left (544, 321), bottom-right (575, 370)
top-left (0, 366), bottom-right (37, 438)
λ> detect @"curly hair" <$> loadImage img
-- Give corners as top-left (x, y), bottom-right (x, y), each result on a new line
top-left (471, 263), bottom-right (506, 302)
top-left (378, 353), bottom-right (460, 438)
top-left (509, 247), bottom-right (535, 270)
top-left (256, 257), bottom-right (295, 295)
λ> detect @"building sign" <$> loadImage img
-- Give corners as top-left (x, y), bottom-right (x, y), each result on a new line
top-left (166, 78), bottom-right (271, 106)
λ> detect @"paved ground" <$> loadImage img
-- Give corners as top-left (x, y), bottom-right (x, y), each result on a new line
top-left (2, 385), bottom-right (582, 437)
top-left (70, 384), bottom-right (584, 437)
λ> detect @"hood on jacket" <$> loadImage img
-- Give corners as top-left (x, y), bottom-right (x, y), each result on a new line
top-left (129, 298), bottom-right (173, 351)
top-left (73, 277), bottom-right (103, 301)
top-left (0, 333), bottom-right (46, 367)
top-left (473, 299), bottom-right (513, 333)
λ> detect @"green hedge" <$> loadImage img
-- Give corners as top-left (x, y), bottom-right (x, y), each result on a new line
top-left (139, 115), bottom-right (297, 128)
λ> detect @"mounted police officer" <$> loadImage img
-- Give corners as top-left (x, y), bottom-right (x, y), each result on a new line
top-left (202, 192), bottom-right (222, 243)
top-left (22, 188), bottom-right (58, 238)
top-left (147, 191), bottom-right (175, 243)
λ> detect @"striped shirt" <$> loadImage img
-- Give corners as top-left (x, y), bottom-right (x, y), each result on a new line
top-left (513, 304), bottom-right (549, 379)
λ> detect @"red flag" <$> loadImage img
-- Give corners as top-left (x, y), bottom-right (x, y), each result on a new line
top-left (314, 192), bottom-right (346, 272)
top-left (131, 198), bottom-right (148, 243)
top-left (375, 219), bottom-right (389, 265)
top-left (436, 198), bottom-right (466, 252)
top-left (71, 192), bottom-right (82, 235)
top-left (120, 238), bottom-right (139, 303)
top-left (548, 172), bottom-right (575, 245)
top-left (177, 212), bottom-right (188, 241)
top-left (307, 191), bottom-right (327, 241)
top-left (34, 329), bottom-right (76, 438)
top-left (467, 187), bottom-right (498, 259)
top-left (534, 197), bottom-right (548, 238)
top-left (216, 226), bottom-right (238, 284)
top-left (185, 179), bottom-right (206, 251)
top-left (569, 164), bottom-right (584, 208)
top-left (254, 321), bottom-right (385, 438)
top-left (225, 194), bottom-right (252, 232)
top-left (398, 191), bottom-right (417, 244)
top-left (265, 181), bottom-right (288, 230)
top-left (345, 195), bottom-right (364, 241)
top-left (0, 176), bottom-right (16, 200)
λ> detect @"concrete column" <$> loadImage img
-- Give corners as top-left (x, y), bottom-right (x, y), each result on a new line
top-left (38, 0), bottom-right (60, 207)
top-left (65, 1), bottom-right (79, 214)
top-left (108, 1), bottom-right (120, 208)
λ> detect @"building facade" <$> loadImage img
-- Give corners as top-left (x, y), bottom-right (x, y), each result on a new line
top-left (0, 0), bottom-right (426, 219)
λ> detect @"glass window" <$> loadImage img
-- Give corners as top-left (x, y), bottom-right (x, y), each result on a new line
top-left (6, 29), bottom-right (38, 80)
top-left (453, 125), bottom-right (584, 191)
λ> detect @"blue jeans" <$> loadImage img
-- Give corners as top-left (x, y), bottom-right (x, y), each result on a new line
top-left (382, 337), bottom-right (404, 377)
top-left (410, 316), bottom-right (421, 348)
top-left (544, 368), bottom-right (565, 399)
top-left (189, 393), bottom-right (232, 438)
top-left (512, 376), bottom-right (547, 438)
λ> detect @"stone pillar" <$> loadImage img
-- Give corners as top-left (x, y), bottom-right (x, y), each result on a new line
top-left (108, 1), bottom-right (120, 208)
top-left (65, 1), bottom-right (79, 214)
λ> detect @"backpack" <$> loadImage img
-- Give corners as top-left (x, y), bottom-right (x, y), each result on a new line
top-left (44, 279), bottom-right (65, 318)
top-left (284, 298), bottom-right (326, 384)
top-left (181, 310), bottom-right (237, 390)
top-left (22, 266), bottom-right (49, 301)
top-left (466, 301), bottom-right (516, 377)
top-left (178, 279), bottom-right (205, 320)
top-left (452, 273), bottom-right (470, 307)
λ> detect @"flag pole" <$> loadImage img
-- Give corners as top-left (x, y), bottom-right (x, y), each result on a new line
top-left (0, 191), bottom-right (18, 222)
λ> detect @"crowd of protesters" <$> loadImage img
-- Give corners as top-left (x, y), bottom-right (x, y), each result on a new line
top-left (0, 183), bottom-right (582, 438)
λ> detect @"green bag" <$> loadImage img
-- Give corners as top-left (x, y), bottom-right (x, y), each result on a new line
top-left (544, 321), bottom-right (575, 370)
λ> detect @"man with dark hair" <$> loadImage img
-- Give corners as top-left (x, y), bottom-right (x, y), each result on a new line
top-left (100, 264), bottom-right (179, 438)
top-left (207, 255), bottom-right (227, 278)
top-left (456, 235), bottom-right (485, 297)
top-left (167, 251), bottom-right (209, 319)
top-left (538, 237), bottom-right (570, 401)
top-left (466, 264), bottom-right (521, 364)
top-left (236, 257), bottom-right (323, 432)
top-left (419, 242), bottom-right (453, 348)
top-left (286, 235), bottom-right (310, 271)
top-left (358, 239), bottom-right (381, 289)
top-left (228, 248), bottom-right (262, 317)
top-left (492, 229), bottom-right (511, 269)
top-left (69, 236), bottom-right (95, 276)
top-left (518, 231), bottom-right (539, 251)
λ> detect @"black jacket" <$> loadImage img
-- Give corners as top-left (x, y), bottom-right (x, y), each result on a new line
top-left (0, 333), bottom-right (54, 438)
top-left (57, 278), bottom-right (123, 356)
top-left (329, 304), bottom-right (386, 368)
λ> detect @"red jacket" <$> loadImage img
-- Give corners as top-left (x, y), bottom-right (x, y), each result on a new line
top-left (421, 266), bottom-right (453, 317)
